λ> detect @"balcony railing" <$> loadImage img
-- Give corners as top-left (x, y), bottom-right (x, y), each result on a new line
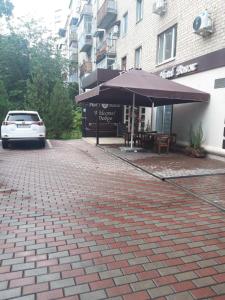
top-left (97, 0), bottom-right (117, 29)
top-left (70, 52), bottom-right (78, 62)
top-left (79, 33), bottom-right (93, 53)
top-left (96, 38), bottom-right (116, 63)
top-left (69, 31), bottom-right (77, 46)
top-left (79, 61), bottom-right (92, 78)
top-left (80, 4), bottom-right (93, 17)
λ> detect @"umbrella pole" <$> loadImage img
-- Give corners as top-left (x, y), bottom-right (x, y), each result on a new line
top-left (130, 93), bottom-right (135, 149)
top-left (151, 100), bottom-right (155, 131)
top-left (96, 103), bottom-right (100, 146)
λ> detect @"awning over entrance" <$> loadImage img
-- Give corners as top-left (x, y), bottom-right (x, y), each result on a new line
top-left (76, 69), bottom-right (210, 148)
top-left (76, 69), bottom-right (210, 107)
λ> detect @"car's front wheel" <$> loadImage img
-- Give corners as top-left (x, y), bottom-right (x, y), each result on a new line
top-left (40, 138), bottom-right (46, 148)
top-left (2, 139), bottom-right (8, 149)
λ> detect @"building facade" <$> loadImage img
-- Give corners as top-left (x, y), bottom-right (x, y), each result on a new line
top-left (74, 0), bottom-right (225, 156)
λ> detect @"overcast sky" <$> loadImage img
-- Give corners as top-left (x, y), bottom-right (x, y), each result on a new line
top-left (13, 0), bottom-right (69, 28)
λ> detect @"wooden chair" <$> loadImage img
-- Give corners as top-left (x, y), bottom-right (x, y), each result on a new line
top-left (155, 134), bottom-right (170, 154)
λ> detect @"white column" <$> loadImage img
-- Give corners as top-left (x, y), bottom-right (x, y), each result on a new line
top-left (130, 93), bottom-right (135, 149)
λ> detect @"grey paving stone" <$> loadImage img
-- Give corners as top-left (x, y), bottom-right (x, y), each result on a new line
top-left (37, 247), bottom-right (57, 255)
top-left (101, 249), bottom-right (121, 256)
top-left (2, 257), bottom-right (24, 266)
top-left (0, 287), bottom-right (21, 300)
top-left (64, 284), bottom-right (90, 296)
top-left (131, 279), bottom-right (155, 292)
top-left (59, 255), bottom-right (80, 264)
top-left (72, 260), bottom-right (93, 269)
top-left (85, 264), bottom-right (107, 274)
top-left (128, 257), bottom-right (149, 265)
top-left (50, 278), bottom-right (75, 289)
top-left (159, 267), bottom-right (180, 276)
top-left (167, 292), bottom-right (194, 300)
top-left (15, 296), bottom-right (35, 300)
top-left (12, 262), bottom-right (35, 271)
top-left (114, 274), bottom-right (138, 285)
top-left (80, 290), bottom-right (107, 300)
top-left (193, 276), bottom-right (216, 287)
top-left (48, 250), bottom-right (69, 259)
top-left (148, 286), bottom-right (174, 298)
top-left (175, 271), bottom-right (198, 281)
top-left (99, 269), bottom-right (123, 280)
top-left (0, 281), bottom-right (8, 291)
top-left (37, 272), bottom-right (61, 283)
top-left (212, 283), bottom-right (225, 295)
top-left (26, 243), bottom-right (46, 251)
top-left (182, 255), bottom-right (202, 263)
top-left (114, 253), bottom-right (135, 261)
top-left (24, 267), bottom-right (47, 277)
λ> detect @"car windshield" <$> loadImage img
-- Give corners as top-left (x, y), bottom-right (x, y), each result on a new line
top-left (7, 114), bottom-right (40, 122)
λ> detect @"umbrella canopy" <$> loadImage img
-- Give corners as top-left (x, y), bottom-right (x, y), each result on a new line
top-left (76, 69), bottom-right (210, 106)
top-left (76, 69), bottom-right (210, 149)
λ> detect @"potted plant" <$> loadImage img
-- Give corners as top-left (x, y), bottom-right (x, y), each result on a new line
top-left (185, 123), bottom-right (206, 158)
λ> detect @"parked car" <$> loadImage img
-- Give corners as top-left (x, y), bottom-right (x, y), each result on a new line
top-left (1, 110), bottom-right (46, 149)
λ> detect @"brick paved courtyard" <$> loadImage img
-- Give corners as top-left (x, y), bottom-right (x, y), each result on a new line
top-left (0, 140), bottom-right (225, 300)
top-left (101, 145), bottom-right (225, 179)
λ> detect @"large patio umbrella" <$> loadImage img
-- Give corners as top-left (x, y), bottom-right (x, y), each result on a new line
top-left (76, 69), bottom-right (210, 148)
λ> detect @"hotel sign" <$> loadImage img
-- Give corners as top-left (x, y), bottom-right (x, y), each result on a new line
top-left (160, 63), bottom-right (198, 79)
top-left (86, 103), bottom-right (122, 124)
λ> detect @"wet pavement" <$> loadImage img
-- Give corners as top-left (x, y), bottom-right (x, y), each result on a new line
top-left (0, 140), bottom-right (225, 300)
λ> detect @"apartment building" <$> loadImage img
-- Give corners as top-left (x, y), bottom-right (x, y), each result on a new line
top-left (76, 0), bottom-right (225, 156)
top-left (57, 0), bottom-right (79, 83)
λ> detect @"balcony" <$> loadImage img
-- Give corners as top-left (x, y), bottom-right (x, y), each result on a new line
top-left (97, 0), bottom-right (117, 29)
top-left (70, 52), bottom-right (78, 63)
top-left (69, 31), bottom-right (77, 47)
top-left (79, 61), bottom-right (92, 78)
top-left (80, 4), bottom-right (93, 17)
top-left (96, 38), bottom-right (116, 63)
top-left (79, 33), bottom-right (93, 53)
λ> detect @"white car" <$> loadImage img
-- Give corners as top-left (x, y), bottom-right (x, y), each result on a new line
top-left (1, 110), bottom-right (46, 149)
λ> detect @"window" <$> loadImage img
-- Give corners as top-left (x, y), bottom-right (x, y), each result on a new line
top-left (135, 46), bottom-right (142, 69)
top-left (121, 56), bottom-right (127, 70)
top-left (157, 25), bottom-right (177, 65)
top-left (136, 0), bottom-right (143, 22)
top-left (122, 12), bottom-right (128, 36)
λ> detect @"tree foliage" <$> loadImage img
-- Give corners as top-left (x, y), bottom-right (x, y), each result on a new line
top-left (0, 34), bottom-right (29, 108)
top-left (47, 81), bottom-right (73, 138)
top-left (0, 80), bottom-right (9, 123)
top-left (0, 19), bottom-right (79, 138)
top-left (0, 0), bottom-right (13, 18)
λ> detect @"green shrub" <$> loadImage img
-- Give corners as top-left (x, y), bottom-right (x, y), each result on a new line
top-left (189, 123), bottom-right (204, 150)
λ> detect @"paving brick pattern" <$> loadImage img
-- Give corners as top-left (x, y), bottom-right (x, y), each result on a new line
top-left (0, 140), bottom-right (225, 299)
top-left (171, 175), bottom-right (225, 210)
top-left (101, 145), bottom-right (225, 179)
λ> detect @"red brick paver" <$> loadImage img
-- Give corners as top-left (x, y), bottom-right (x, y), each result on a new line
top-left (0, 140), bottom-right (225, 299)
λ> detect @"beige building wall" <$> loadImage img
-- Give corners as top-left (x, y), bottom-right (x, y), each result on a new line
top-left (116, 0), bottom-right (225, 72)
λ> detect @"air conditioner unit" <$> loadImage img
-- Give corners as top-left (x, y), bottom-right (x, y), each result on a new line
top-left (153, 0), bottom-right (167, 16)
top-left (193, 10), bottom-right (213, 36)
top-left (112, 25), bottom-right (120, 38)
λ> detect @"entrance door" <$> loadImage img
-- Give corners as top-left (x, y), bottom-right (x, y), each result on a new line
top-left (156, 105), bottom-right (173, 134)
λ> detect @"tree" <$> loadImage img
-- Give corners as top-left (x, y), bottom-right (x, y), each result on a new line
top-left (0, 34), bottom-right (30, 108)
top-left (0, 0), bottom-right (13, 18)
top-left (47, 81), bottom-right (73, 138)
top-left (0, 80), bottom-right (9, 123)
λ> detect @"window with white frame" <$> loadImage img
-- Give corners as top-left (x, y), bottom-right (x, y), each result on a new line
top-left (157, 25), bottom-right (177, 64)
top-left (136, 0), bottom-right (143, 22)
top-left (122, 12), bottom-right (128, 36)
top-left (135, 46), bottom-right (142, 69)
